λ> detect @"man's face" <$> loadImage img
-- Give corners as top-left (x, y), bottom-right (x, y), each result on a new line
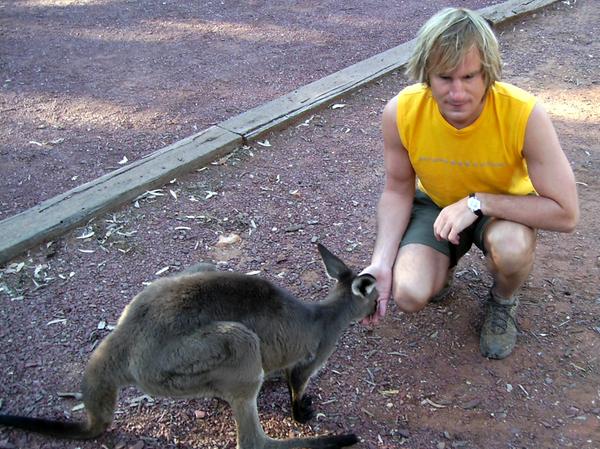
top-left (429, 46), bottom-right (487, 129)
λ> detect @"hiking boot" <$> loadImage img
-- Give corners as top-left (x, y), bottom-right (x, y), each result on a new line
top-left (430, 266), bottom-right (456, 303)
top-left (480, 291), bottom-right (519, 359)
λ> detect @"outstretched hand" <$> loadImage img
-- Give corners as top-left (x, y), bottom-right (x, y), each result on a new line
top-left (359, 265), bottom-right (392, 325)
top-left (433, 197), bottom-right (478, 245)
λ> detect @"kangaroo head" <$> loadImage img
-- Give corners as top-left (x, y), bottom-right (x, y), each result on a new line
top-left (317, 243), bottom-right (378, 319)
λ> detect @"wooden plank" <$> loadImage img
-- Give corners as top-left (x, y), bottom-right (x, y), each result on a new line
top-left (0, 127), bottom-right (241, 263)
top-left (479, 0), bottom-right (559, 24)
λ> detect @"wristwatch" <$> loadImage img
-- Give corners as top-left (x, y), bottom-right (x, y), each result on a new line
top-left (467, 193), bottom-right (483, 217)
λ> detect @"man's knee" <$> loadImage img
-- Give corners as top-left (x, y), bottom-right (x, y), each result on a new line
top-left (392, 282), bottom-right (431, 313)
top-left (485, 222), bottom-right (536, 274)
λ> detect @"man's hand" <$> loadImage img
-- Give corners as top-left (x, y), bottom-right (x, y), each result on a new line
top-left (360, 265), bottom-right (392, 325)
top-left (434, 197), bottom-right (478, 244)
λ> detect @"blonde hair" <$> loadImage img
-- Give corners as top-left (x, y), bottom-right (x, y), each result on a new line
top-left (405, 7), bottom-right (502, 90)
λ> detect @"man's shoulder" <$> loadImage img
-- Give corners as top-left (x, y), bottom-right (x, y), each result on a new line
top-left (398, 83), bottom-right (429, 98)
top-left (396, 83), bottom-right (432, 112)
top-left (492, 82), bottom-right (536, 105)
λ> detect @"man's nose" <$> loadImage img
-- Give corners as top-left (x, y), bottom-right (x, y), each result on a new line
top-left (448, 79), bottom-right (466, 99)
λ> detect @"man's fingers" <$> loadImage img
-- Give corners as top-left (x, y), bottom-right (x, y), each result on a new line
top-left (379, 298), bottom-right (388, 317)
top-left (447, 228), bottom-right (460, 245)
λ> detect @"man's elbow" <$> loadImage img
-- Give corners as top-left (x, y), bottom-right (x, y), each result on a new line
top-left (559, 206), bottom-right (580, 233)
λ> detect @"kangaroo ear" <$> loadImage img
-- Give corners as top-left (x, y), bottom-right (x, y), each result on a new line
top-left (351, 274), bottom-right (378, 298)
top-left (317, 243), bottom-right (350, 280)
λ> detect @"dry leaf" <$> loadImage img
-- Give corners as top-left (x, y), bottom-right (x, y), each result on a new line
top-left (380, 389), bottom-right (400, 396)
top-left (332, 103), bottom-right (346, 109)
top-left (116, 230), bottom-right (137, 237)
top-left (76, 230), bottom-right (95, 239)
top-left (216, 233), bottom-right (241, 247)
top-left (129, 394), bottom-right (154, 406)
top-left (296, 115), bottom-right (315, 127)
top-left (6, 262), bottom-right (25, 274)
top-left (47, 318), bottom-right (67, 326)
top-left (57, 392), bottom-right (83, 400)
top-left (71, 403), bottom-right (85, 412)
top-left (257, 139), bottom-right (272, 147)
top-left (118, 156), bottom-right (128, 165)
top-left (421, 398), bottom-right (446, 408)
top-left (33, 265), bottom-right (46, 278)
top-left (155, 266), bottom-right (170, 276)
top-left (212, 153), bottom-right (234, 165)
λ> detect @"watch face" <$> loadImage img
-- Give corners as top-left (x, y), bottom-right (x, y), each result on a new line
top-left (468, 196), bottom-right (481, 211)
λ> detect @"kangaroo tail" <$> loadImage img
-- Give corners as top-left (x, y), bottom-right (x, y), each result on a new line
top-left (267, 433), bottom-right (359, 448)
top-left (0, 374), bottom-right (117, 440)
top-left (0, 337), bottom-right (121, 440)
top-left (0, 415), bottom-right (102, 440)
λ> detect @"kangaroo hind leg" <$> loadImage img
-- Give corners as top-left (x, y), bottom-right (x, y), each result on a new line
top-left (142, 321), bottom-right (270, 449)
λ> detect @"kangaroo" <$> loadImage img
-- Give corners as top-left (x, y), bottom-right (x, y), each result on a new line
top-left (0, 244), bottom-right (378, 449)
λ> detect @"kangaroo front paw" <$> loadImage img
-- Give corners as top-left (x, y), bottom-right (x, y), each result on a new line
top-left (292, 395), bottom-right (314, 423)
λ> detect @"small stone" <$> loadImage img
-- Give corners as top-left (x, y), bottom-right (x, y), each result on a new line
top-left (397, 428), bottom-right (410, 438)
top-left (462, 399), bottom-right (480, 409)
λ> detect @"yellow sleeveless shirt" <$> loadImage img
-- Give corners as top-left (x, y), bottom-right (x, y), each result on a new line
top-left (396, 82), bottom-right (537, 207)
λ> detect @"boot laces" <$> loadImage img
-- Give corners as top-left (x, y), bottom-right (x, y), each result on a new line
top-left (489, 302), bottom-right (516, 334)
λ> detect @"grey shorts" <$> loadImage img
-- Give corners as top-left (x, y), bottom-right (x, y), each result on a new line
top-left (400, 190), bottom-right (492, 267)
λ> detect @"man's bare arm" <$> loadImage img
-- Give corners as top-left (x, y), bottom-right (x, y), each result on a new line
top-left (361, 96), bottom-right (416, 323)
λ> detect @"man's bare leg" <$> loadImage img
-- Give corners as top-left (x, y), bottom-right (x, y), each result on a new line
top-left (392, 243), bottom-right (451, 313)
top-left (481, 219), bottom-right (536, 359)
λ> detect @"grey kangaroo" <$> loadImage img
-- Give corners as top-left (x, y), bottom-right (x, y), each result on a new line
top-left (0, 244), bottom-right (378, 449)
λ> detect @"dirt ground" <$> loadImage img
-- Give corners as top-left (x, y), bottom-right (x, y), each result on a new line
top-left (1, 1), bottom-right (599, 449)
